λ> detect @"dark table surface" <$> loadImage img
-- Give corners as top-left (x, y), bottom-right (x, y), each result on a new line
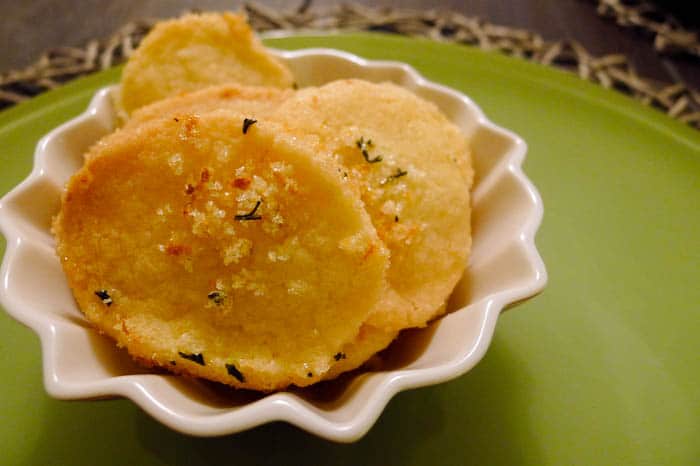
top-left (1, 0), bottom-right (699, 90)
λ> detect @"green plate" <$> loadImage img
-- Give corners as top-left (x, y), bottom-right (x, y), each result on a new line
top-left (1, 33), bottom-right (698, 465)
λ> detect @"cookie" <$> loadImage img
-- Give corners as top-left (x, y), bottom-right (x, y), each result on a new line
top-left (54, 111), bottom-right (388, 390)
top-left (119, 12), bottom-right (294, 114)
top-left (271, 79), bottom-right (473, 331)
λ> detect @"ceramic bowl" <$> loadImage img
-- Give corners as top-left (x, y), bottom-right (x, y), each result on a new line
top-left (0, 48), bottom-right (546, 442)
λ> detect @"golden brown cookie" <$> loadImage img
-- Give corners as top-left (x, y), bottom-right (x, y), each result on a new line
top-left (119, 12), bottom-right (294, 114)
top-left (271, 79), bottom-right (473, 332)
top-left (54, 111), bottom-right (388, 390)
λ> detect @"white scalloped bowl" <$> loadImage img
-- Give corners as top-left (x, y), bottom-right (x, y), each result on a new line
top-left (0, 48), bottom-right (546, 442)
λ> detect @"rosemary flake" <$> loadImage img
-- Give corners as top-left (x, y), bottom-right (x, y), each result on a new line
top-left (94, 289), bottom-right (112, 306)
top-left (380, 168), bottom-right (408, 185)
top-left (226, 363), bottom-right (245, 382)
top-left (333, 352), bottom-right (347, 361)
top-left (356, 136), bottom-right (382, 163)
top-left (179, 352), bottom-right (205, 366)
top-left (234, 200), bottom-right (262, 221)
top-left (242, 118), bottom-right (257, 134)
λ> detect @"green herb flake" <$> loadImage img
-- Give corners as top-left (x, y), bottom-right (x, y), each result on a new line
top-left (356, 137), bottom-right (383, 164)
top-left (242, 118), bottom-right (257, 134)
top-left (333, 352), bottom-right (347, 361)
top-left (207, 290), bottom-right (225, 305)
top-left (380, 168), bottom-right (408, 185)
top-left (234, 200), bottom-right (262, 221)
top-left (94, 289), bottom-right (112, 306)
top-left (226, 363), bottom-right (245, 382)
top-left (179, 352), bottom-right (205, 365)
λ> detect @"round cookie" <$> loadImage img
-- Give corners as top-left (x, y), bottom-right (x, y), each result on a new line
top-left (124, 84), bottom-right (293, 129)
top-left (321, 323), bottom-right (399, 381)
top-left (54, 111), bottom-right (388, 391)
top-left (271, 79), bottom-right (473, 332)
top-left (119, 12), bottom-right (294, 114)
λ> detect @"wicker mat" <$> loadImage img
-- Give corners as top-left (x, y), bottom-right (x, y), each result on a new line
top-left (1, 0), bottom-right (698, 129)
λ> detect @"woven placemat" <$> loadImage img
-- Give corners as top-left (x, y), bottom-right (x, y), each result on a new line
top-left (1, 1), bottom-right (698, 129)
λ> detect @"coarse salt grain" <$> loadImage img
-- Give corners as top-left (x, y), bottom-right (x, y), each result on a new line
top-left (168, 153), bottom-right (184, 175)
